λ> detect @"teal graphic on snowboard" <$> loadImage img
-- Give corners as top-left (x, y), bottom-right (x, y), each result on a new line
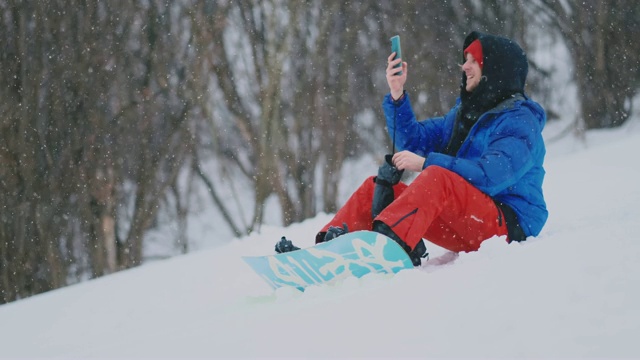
top-left (242, 231), bottom-right (413, 290)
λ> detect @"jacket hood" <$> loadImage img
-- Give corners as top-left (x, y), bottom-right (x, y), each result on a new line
top-left (522, 96), bottom-right (547, 128)
top-left (460, 31), bottom-right (529, 117)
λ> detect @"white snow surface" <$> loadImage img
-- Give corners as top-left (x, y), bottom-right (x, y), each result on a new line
top-left (1, 119), bottom-right (640, 358)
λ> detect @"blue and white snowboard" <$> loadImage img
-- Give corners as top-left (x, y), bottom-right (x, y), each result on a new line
top-left (242, 230), bottom-right (414, 291)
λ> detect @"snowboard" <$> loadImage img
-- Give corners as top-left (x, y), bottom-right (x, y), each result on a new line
top-left (242, 230), bottom-right (414, 291)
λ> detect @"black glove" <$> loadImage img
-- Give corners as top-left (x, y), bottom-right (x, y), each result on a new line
top-left (371, 154), bottom-right (404, 219)
top-left (376, 154), bottom-right (403, 186)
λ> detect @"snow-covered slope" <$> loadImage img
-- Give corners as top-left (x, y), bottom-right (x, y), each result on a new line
top-left (1, 123), bottom-right (639, 358)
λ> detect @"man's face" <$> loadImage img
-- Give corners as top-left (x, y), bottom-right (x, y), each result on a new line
top-left (462, 53), bottom-right (482, 92)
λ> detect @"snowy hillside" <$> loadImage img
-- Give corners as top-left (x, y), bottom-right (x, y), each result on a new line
top-left (1, 119), bottom-right (639, 358)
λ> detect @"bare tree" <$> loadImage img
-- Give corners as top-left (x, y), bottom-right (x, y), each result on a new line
top-left (529, 0), bottom-right (640, 129)
top-left (190, 0), bottom-right (380, 230)
top-left (0, 0), bottom-right (200, 302)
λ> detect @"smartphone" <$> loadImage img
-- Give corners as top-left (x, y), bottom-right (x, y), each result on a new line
top-left (390, 35), bottom-right (402, 75)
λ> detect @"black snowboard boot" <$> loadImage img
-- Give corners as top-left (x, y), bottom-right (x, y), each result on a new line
top-left (323, 223), bottom-right (349, 242)
top-left (274, 236), bottom-right (300, 254)
top-left (372, 221), bottom-right (428, 266)
top-left (411, 240), bottom-right (429, 264)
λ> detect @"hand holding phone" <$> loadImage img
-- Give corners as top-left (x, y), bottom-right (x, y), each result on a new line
top-left (390, 35), bottom-right (402, 76)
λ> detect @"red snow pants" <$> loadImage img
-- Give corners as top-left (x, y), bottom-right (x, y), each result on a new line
top-left (318, 165), bottom-right (508, 253)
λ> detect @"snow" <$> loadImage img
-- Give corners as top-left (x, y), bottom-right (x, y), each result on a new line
top-left (1, 118), bottom-right (640, 358)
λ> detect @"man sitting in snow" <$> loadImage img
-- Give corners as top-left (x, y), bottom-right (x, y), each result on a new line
top-left (276, 31), bottom-right (548, 266)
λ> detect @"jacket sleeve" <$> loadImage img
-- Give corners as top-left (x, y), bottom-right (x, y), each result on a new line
top-left (424, 109), bottom-right (542, 196)
top-left (382, 93), bottom-right (452, 156)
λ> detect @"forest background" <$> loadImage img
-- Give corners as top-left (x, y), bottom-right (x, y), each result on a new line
top-left (1, 0), bottom-right (639, 304)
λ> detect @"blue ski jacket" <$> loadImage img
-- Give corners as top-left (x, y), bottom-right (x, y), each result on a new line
top-left (382, 92), bottom-right (548, 238)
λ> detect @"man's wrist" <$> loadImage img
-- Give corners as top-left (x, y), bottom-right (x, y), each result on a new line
top-left (391, 90), bottom-right (406, 102)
